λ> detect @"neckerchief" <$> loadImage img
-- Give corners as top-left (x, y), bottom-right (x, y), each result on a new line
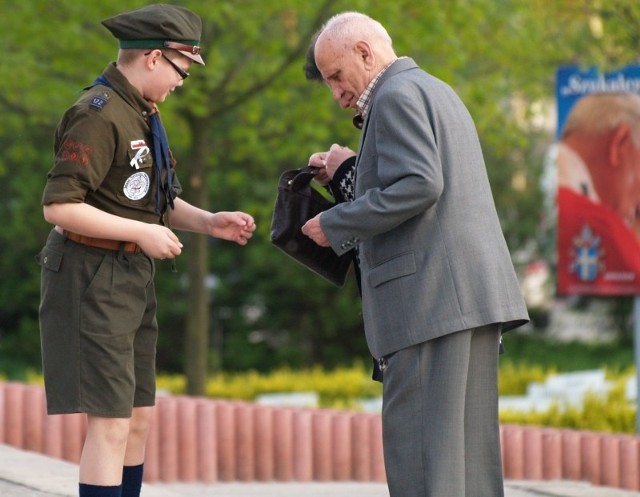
top-left (148, 109), bottom-right (175, 214)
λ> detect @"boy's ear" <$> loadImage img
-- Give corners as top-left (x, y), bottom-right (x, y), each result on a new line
top-left (143, 49), bottom-right (162, 71)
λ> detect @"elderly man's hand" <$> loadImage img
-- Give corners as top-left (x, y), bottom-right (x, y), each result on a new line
top-left (301, 214), bottom-right (331, 247)
top-left (307, 144), bottom-right (356, 185)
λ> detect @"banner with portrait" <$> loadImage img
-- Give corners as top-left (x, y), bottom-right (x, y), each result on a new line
top-left (555, 65), bottom-right (640, 296)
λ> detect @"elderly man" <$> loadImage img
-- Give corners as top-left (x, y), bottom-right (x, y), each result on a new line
top-left (302, 12), bottom-right (528, 497)
top-left (557, 92), bottom-right (640, 294)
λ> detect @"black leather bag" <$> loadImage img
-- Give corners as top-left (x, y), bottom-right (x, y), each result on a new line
top-left (270, 166), bottom-right (351, 286)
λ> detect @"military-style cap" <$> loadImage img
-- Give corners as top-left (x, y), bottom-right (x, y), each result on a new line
top-left (102, 3), bottom-right (205, 65)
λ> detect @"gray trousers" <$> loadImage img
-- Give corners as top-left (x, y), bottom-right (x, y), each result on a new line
top-left (381, 324), bottom-right (504, 497)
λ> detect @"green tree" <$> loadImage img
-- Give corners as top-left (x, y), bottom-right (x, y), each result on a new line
top-left (2, 0), bottom-right (640, 388)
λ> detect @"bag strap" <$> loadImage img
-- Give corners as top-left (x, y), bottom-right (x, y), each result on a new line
top-left (310, 180), bottom-right (336, 203)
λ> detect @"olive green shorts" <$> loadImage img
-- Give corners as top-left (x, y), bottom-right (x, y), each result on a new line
top-left (37, 228), bottom-right (158, 418)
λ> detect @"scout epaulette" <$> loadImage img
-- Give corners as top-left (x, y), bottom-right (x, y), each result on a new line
top-left (89, 91), bottom-right (111, 112)
top-left (86, 75), bottom-right (113, 112)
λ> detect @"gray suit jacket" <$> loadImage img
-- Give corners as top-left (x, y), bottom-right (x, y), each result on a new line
top-left (321, 58), bottom-right (529, 358)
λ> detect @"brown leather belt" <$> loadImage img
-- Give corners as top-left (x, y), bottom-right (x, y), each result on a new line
top-left (63, 230), bottom-right (142, 254)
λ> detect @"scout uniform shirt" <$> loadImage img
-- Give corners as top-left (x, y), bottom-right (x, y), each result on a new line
top-left (43, 63), bottom-right (182, 224)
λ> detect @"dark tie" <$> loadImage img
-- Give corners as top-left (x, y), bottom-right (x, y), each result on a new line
top-left (149, 111), bottom-right (175, 214)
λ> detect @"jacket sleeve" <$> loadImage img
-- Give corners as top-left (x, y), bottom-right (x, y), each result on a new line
top-left (321, 84), bottom-right (443, 256)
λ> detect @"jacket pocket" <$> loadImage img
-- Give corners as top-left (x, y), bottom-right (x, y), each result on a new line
top-left (368, 251), bottom-right (416, 288)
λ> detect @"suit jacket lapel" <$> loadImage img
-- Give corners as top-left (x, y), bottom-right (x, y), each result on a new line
top-left (354, 57), bottom-right (419, 184)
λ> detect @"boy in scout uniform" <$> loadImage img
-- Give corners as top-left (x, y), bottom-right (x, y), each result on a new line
top-left (37, 5), bottom-right (256, 497)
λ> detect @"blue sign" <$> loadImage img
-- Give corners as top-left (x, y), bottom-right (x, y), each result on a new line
top-left (556, 64), bottom-right (640, 138)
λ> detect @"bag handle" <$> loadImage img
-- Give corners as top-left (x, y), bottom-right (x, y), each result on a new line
top-left (287, 166), bottom-right (337, 203)
top-left (289, 166), bottom-right (319, 191)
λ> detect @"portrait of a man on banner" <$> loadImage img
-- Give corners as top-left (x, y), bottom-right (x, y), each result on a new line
top-left (555, 67), bottom-right (640, 295)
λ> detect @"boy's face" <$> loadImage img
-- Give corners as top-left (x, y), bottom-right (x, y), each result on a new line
top-left (144, 50), bottom-right (192, 103)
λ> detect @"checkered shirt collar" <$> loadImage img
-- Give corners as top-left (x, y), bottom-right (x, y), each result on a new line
top-left (356, 57), bottom-right (404, 119)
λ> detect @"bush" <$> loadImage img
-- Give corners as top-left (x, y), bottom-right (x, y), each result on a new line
top-left (499, 362), bottom-right (553, 395)
top-left (157, 360), bottom-right (382, 409)
top-left (499, 374), bottom-right (636, 434)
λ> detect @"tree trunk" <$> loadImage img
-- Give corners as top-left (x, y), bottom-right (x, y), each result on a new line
top-left (184, 121), bottom-right (210, 396)
top-left (185, 230), bottom-right (209, 395)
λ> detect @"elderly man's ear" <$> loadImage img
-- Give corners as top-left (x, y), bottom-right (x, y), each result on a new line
top-left (609, 123), bottom-right (633, 169)
top-left (354, 41), bottom-right (375, 68)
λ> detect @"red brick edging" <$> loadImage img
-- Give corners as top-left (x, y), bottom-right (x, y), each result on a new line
top-left (1, 381), bottom-right (639, 490)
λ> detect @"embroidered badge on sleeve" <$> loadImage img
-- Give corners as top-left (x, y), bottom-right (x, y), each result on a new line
top-left (59, 138), bottom-right (93, 166)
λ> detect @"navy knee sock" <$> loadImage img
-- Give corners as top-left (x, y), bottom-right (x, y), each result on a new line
top-left (78, 483), bottom-right (122, 497)
top-left (121, 464), bottom-right (144, 497)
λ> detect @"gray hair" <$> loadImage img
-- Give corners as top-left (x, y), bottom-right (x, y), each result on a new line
top-left (318, 12), bottom-right (393, 48)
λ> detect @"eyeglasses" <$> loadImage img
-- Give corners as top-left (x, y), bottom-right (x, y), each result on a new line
top-left (161, 54), bottom-right (189, 80)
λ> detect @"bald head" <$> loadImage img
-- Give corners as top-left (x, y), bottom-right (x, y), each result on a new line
top-left (313, 12), bottom-right (397, 109)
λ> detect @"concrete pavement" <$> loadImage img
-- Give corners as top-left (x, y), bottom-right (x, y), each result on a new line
top-left (2, 443), bottom-right (640, 497)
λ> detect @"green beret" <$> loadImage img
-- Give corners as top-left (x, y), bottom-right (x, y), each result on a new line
top-left (102, 3), bottom-right (204, 65)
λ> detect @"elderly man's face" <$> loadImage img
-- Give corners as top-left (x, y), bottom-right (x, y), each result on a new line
top-left (315, 36), bottom-right (372, 110)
